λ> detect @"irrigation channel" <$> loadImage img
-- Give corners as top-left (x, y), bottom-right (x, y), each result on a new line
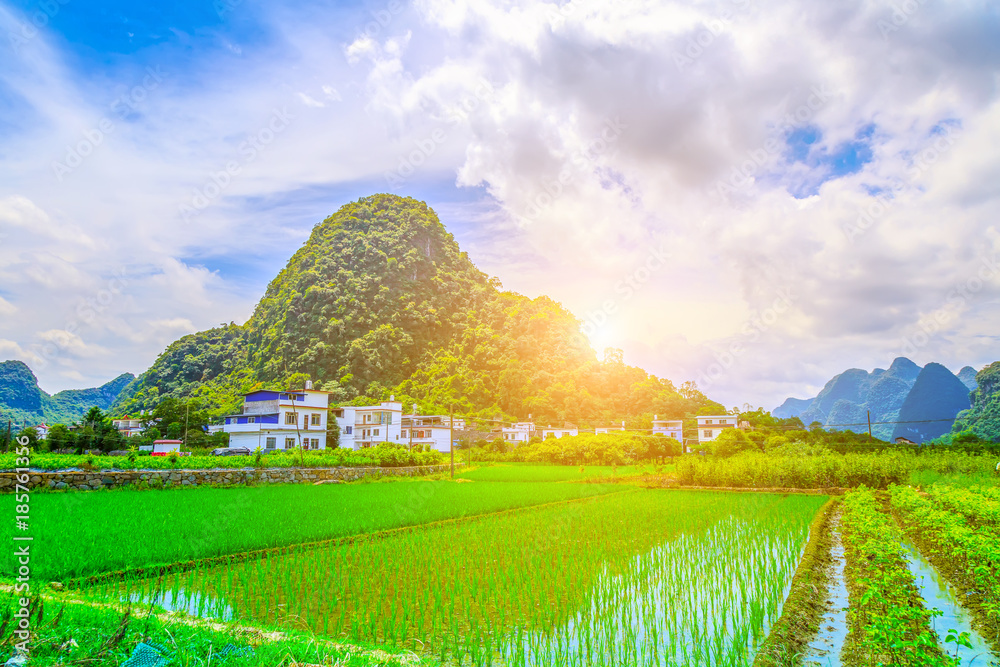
top-left (801, 511), bottom-right (848, 667)
top-left (900, 541), bottom-right (997, 666)
top-left (86, 491), bottom-right (826, 666)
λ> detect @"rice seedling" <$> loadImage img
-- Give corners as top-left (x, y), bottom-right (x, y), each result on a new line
top-left (8, 480), bottom-right (622, 581)
top-left (99, 489), bottom-right (826, 666)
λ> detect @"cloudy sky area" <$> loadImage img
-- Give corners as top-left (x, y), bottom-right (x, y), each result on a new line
top-left (1, 0), bottom-right (998, 410)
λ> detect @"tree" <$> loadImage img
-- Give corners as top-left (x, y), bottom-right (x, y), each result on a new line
top-left (709, 428), bottom-right (757, 457)
top-left (17, 426), bottom-right (39, 451)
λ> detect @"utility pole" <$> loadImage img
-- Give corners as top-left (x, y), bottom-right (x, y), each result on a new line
top-left (183, 401), bottom-right (190, 448)
top-left (4, 420), bottom-right (11, 453)
top-left (867, 410), bottom-right (872, 439)
top-left (409, 403), bottom-right (415, 451)
top-left (450, 405), bottom-right (454, 479)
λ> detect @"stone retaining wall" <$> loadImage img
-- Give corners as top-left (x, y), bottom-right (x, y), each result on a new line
top-left (0, 462), bottom-right (465, 492)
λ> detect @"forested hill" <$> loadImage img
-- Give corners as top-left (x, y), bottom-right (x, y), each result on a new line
top-left (0, 360), bottom-right (134, 426)
top-left (952, 361), bottom-right (1000, 442)
top-left (112, 194), bottom-right (723, 423)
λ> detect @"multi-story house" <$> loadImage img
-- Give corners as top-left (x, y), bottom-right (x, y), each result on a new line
top-left (112, 415), bottom-right (146, 438)
top-left (331, 398), bottom-right (403, 449)
top-left (400, 414), bottom-right (465, 452)
top-left (223, 382), bottom-right (331, 451)
top-left (500, 421), bottom-right (536, 443)
top-left (539, 424), bottom-right (579, 439)
top-left (651, 416), bottom-right (683, 441)
top-left (697, 415), bottom-right (736, 445)
top-left (595, 421), bottom-right (626, 434)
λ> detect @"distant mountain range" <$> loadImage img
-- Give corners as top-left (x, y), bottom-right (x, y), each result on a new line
top-left (773, 357), bottom-right (978, 443)
top-left (0, 360), bottom-right (135, 428)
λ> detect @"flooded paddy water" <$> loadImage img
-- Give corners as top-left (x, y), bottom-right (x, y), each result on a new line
top-left (101, 490), bottom-right (827, 666)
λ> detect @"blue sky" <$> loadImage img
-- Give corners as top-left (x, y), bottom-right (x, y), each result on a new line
top-left (1, 0), bottom-right (999, 411)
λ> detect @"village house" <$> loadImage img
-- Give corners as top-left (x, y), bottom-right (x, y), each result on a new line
top-left (500, 421), bottom-right (536, 443)
top-left (112, 415), bottom-right (145, 438)
top-left (223, 382), bottom-right (331, 451)
top-left (400, 414), bottom-right (466, 452)
top-left (697, 415), bottom-right (736, 445)
top-left (333, 398), bottom-right (404, 449)
top-left (651, 415), bottom-right (683, 441)
top-left (595, 422), bottom-right (626, 434)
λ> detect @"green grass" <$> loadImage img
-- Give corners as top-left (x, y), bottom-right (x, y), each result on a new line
top-left (0, 591), bottom-right (439, 667)
top-left (2, 480), bottom-right (623, 581)
top-left (461, 463), bottom-right (673, 482)
top-left (106, 490), bottom-right (825, 665)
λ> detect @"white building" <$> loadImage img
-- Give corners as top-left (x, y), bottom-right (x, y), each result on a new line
top-left (652, 415), bottom-right (683, 441)
top-left (151, 439), bottom-right (183, 455)
top-left (401, 414), bottom-right (465, 452)
top-left (223, 383), bottom-right (331, 451)
top-left (500, 421), bottom-right (535, 444)
top-left (697, 415), bottom-right (736, 444)
top-left (330, 399), bottom-right (404, 449)
top-left (540, 424), bottom-right (578, 439)
top-left (112, 415), bottom-right (146, 438)
top-left (595, 422), bottom-right (626, 434)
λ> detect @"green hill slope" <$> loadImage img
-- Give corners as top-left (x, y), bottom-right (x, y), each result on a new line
top-left (113, 194), bottom-right (722, 423)
top-left (0, 360), bottom-right (135, 427)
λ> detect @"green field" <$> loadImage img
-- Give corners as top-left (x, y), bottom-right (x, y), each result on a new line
top-left (90, 490), bottom-right (824, 666)
top-left (3, 480), bottom-right (622, 580)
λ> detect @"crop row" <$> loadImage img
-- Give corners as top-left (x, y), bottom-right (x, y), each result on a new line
top-left (2, 481), bottom-right (622, 581)
top-left (925, 484), bottom-right (1000, 526)
top-left (890, 484), bottom-right (1000, 642)
top-left (89, 490), bottom-right (826, 666)
top-left (839, 487), bottom-right (951, 666)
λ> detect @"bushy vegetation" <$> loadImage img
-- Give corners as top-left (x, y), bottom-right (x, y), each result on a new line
top-left (471, 432), bottom-right (682, 466)
top-left (0, 442), bottom-right (443, 471)
top-left (675, 450), bottom-right (997, 489)
top-left (951, 360), bottom-right (1000, 443)
top-left (0, 592), bottom-right (433, 667)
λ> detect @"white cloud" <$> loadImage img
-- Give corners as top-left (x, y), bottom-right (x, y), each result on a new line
top-left (0, 0), bottom-right (997, 410)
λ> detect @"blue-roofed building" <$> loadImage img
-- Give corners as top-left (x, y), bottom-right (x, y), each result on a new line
top-left (222, 381), bottom-right (331, 451)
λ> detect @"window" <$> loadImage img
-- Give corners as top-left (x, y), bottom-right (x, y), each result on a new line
top-left (285, 413), bottom-right (297, 425)
top-left (285, 437), bottom-right (295, 448)
top-left (703, 430), bottom-right (712, 438)
top-left (374, 429), bottom-right (380, 436)
top-left (265, 437), bottom-right (276, 449)
top-left (311, 413), bottom-right (321, 426)
top-left (248, 416), bottom-right (256, 424)
top-left (310, 438), bottom-right (319, 449)
top-left (401, 430), bottom-right (407, 437)
top-left (387, 412), bottom-right (393, 425)
top-left (705, 419), bottom-right (713, 425)
top-left (345, 426), bottom-right (353, 434)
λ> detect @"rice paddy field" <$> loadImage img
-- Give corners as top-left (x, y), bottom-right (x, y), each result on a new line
top-left (83, 490), bottom-right (824, 666)
top-left (6, 465), bottom-right (1000, 667)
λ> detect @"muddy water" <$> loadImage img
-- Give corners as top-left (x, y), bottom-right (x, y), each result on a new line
top-left (900, 541), bottom-right (999, 666)
top-left (801, 511), bottom-right (848, 667)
